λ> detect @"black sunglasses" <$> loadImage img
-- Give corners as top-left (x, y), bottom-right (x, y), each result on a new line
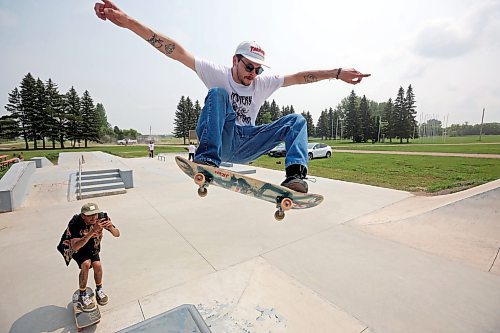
top-left (239, 58), bottom-right (264, 75)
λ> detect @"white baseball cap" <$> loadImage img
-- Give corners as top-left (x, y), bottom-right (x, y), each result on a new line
top-left (235, 41), bottom-right (269, 67)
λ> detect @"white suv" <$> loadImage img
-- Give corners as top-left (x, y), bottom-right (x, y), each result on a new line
top-left (307, 143), bottom-right (332, 159)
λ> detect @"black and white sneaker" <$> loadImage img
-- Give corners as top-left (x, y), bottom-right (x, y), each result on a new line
top-left (78, 292), bottom-right (97, 312)
top-left (96, 288), bottom-right (109, 306)
top-left (281, 164), bottom-right (308, 193)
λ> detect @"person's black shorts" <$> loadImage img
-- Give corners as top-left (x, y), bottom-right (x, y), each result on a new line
top-left (72, 251), bottom-right (100, 268)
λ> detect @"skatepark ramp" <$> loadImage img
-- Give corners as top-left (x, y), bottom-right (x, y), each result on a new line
top-left (350, 180), bottom-right (500, 274)
top-left (0, 161), bottom-right (36, 212)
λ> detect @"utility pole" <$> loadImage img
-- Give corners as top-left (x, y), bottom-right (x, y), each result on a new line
top-left (479, 108), bottom-right (485, 142)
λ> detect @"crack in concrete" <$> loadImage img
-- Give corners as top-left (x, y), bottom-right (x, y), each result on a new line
top-left (488, 247), bottom-right (500, 272)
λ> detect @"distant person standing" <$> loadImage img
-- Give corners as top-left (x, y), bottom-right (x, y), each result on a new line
top-left (188, 142), bottom-right (196, 161)
top-left (148, 141), bottom-right (154, 158)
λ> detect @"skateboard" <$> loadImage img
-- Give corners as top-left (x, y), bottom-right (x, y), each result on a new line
top-left (72, 287), bottom-right (101, 332)
top-left (175, 156), bottom-right (323, 220)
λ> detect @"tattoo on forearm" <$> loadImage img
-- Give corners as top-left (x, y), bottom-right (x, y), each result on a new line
top-left (164, 43), bottom-right (175, 54)
top-left (147, 33), bottom-right (176, 55)
top-left (147, 33), bottom-right (163, 49)
top-left (304, 74), bottom-right (318, 83)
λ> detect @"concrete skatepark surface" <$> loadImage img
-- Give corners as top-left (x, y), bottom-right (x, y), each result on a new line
top-left (0, 152), bottom-right (499, 332)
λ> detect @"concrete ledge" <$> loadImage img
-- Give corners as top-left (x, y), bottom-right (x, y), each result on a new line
top-left (0, 161), bottom-right (36, 212)
top-left (29, 157), bottom-right (53, 168)
top-left (117, 304), bottom-right (211, 333)
top-left (119, 169), bottom-right (134, 188)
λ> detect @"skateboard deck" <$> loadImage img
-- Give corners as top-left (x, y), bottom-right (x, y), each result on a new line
top-left (175, 156), bottom-right (323, 220)
top-left (72, 287), bottom-right (101, 332)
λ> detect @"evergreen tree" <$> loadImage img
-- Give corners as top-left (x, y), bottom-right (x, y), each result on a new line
top-left (35, 78), bottom-right (49, 148)
top-left (326, 107), bottom-right (334, 139)
top-left (173, 96), bottom-right (192, 144)
top-left (19, 73), bottom-right (38, 149)
top-left (45, 79), bottom-right (65, 148)
top-left (5, 87), bottom-right (30, 149)
top-left (269, 100), bottom-right (281, 121)
top-left (301, 111), bottom-right (315, 138)
top-left (345, 90), bottom-right (362, 142)
top-left (393, 87), bottom-right (406, 143)
top-left (316, 109), bottom-right (329, 139)
top-left (64, 87), bottom-right (82, 147)
top-left (0, 115), bottom-right (20, 141)
top-left (95, 103), bottom-right (112, 142)
top-left (359, 95), bottom-right (371, 142)
top-left (80, 90), bottom-right (99, 147)
top-left (405, 84), bottom-right (417, 142)
top-left (382, 98), bottom-right (395, 142)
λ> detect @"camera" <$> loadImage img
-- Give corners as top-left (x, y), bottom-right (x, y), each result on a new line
top-left (98, 212), bottom-right (108, 220)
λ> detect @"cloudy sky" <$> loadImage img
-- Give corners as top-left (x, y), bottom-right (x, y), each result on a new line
top-left (1, 0), bottom-right (499, 134)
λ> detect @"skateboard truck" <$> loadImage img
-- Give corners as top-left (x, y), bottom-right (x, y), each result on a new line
top-left (275, 196), bottom-right (293, 221)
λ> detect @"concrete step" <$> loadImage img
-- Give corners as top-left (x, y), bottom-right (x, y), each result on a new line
top-left (79, 177), bottom-right (123, 187)
top-left (77, 182), bottom-right (126, 193)
top-left (81, 169), bottom-right (120, 175)
top-left (77, 172), bottom-right (120, 181)
top-left (79, 188), bottom-right (127, 199)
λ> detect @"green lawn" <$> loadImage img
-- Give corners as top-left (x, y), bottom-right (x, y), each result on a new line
top-left (253, 153), bottom-right (500, 194)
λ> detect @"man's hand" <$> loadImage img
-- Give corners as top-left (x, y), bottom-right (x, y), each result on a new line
top-left (94, 0), bottom-right (129, 28)
top-left (90, 223), bottom-right (103, 237)
top-left (99, 218), bottom-right (113, 231)
top-left (338, 68), bottom-right (371, 85)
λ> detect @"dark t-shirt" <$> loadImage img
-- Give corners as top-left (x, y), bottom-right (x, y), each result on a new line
top-left (68, 214), bottom-right (103, 256)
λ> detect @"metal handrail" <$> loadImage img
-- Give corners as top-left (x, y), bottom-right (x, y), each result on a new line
top-left (77, 155), bottom-right (84, 200)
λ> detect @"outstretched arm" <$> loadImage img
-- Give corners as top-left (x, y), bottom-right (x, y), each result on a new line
top-left (94, 0), bottom-right (195, 71)
top-left (283, 68), bottom-right (370, 87)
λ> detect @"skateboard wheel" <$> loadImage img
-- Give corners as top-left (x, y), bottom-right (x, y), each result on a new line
top-left (197, 187), bottom-right (208, 197)
top-left (281, 198), bottom-right (293, 211)
top-left (274, 210), bottom-right (285, 221)
top-left (194, 173), bottom-right (205, 186)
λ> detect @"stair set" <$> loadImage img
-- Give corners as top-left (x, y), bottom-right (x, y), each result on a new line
top-left (77, 169), bottom-right (127, 199)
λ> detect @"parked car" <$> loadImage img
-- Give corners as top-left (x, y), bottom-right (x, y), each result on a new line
top-left (307, 142), bottom-right (332, 159)
top-left (268, 143), bottom-right (286, 157)
top-left (117, 138), bottom-right (137, 145)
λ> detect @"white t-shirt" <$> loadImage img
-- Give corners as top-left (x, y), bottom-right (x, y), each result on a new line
top-left (148, 143), bottom-right (154, 151)
top-left (195, 58), bottom-right (284, 126)
top-left (188, 144), bottom-right (196, 153)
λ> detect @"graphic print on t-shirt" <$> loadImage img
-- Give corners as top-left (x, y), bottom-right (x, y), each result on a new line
top-left (230, 92), bottom-right (253, 125)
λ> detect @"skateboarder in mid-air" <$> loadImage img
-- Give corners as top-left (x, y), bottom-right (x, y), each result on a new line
top-left (64, 203), bottom-right (120, 311)
top-left (94, 0), bottom-right (370, 193)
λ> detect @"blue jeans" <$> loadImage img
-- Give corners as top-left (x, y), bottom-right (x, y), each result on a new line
top-left (195, 87), bottom-right (308, 170)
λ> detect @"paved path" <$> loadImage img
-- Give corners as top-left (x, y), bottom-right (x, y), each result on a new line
top-left (334, 149), bottom-right (500, 158)
top-left (0, 152), bottom-right (499, 333)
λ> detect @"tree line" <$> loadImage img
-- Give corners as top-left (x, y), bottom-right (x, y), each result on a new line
top-left (172, 85), bottom-right (418, 143)
top-left (1, 73), bottom-right (140, 149)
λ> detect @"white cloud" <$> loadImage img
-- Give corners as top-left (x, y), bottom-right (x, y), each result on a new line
top-left (412, 1), bottom-right (500, 59)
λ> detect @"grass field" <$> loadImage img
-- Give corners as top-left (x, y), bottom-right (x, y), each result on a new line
top-left (1, 135), bottom-right (500, 194)
top-left (253, 154), bottom-right (500, 194)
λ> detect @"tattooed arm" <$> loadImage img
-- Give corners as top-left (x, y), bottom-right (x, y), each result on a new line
top-left (283, 68), bottom-right (370, 87)
top-left (94, 0), bottom-right (195, 71)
